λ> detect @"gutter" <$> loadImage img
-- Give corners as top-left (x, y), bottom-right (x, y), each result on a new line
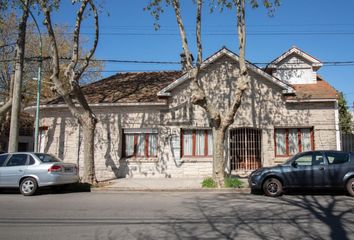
top-left (334, 100), bottom-right (341, 150)
top-left (25, 102), bottom-right (168, 112)
top-left (286, 99), bottom-right (337, 103)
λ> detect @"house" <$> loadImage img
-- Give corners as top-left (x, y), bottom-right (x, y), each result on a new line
top-left (25, 46), bottom-right (339, 180)
top-left (0, 112), bottom-right (34, 152)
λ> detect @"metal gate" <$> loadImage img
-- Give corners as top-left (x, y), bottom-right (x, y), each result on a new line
top-left (229, 128), bottom-right (262, 171)
top-left (341, 133), bottom-right (354, 152)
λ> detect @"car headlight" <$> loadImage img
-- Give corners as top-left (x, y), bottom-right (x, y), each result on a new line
top-left (251, 170), bottom-right (262, 177)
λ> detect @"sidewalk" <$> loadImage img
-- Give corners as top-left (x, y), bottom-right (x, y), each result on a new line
top-left (92, 177), bottom-right (250, 192)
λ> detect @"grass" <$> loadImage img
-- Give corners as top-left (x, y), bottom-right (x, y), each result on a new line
top-left (201, 177), bottom-right (217, 188)
top-left (201, 176), bottom-right (243, 188)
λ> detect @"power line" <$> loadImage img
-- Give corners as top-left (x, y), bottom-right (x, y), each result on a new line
top-left (2, 56), bottom-right (354, 67)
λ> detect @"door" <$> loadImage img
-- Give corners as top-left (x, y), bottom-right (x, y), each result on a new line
top-left (1, 154), bottom-right (28, 187)
top-left (324, 151), bottom-right (350, 187)
top-left (229, 128), bottom-right (262, 171)
top-left (0, 154), bottom-right (9, 187)
top-left (289, 151), bottom-right (326, 187)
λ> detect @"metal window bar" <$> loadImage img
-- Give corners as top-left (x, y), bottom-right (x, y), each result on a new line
top-left (230, 128), bottom-right (262, 171)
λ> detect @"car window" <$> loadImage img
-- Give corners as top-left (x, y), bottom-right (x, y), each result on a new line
top-left (294, 153), bottom-right (313, 166)
top-left (325, 152), bottom-right (349, 165)
top-left (6, 154), bottom-right (28, 167)
top-left (28, 156), bottom-right (36, 165)
top-left (34, 153), bottom-right (61, 163)
top-left (0, 154), bottom-right (8, 166)
top-left (294, 152), bottom-right (323, 166)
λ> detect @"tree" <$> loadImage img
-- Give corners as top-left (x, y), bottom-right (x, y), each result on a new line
top-left (39, 0), bottom-right (99, 184)
top-left (0, 10), bottom-right (103, 152)
top-left (146, 0), bottom-right (279, 187)
top-left (7, 0), bottom-right (30, 152)
top-left (338, 92), bottom-right (353, 134)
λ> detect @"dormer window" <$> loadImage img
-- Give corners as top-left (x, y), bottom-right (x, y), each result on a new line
top-left (267, 47), bottom-right (322, 85)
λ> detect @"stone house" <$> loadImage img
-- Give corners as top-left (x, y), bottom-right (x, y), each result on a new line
top-left (26, 46), bottom-right (339, 180)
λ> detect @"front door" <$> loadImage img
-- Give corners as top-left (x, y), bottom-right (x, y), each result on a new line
top-left (1, 154), bottom-right (28, 187)
top-left (289, 151), bottom-right (326, 187)
top-left (229, 128), bottom-right (262, 171)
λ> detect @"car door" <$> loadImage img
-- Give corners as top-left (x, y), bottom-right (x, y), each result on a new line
top-left (324, 151), bottom-right (350, 187)
top-left (1, 154), bottom-right (29, 187)
top-left (288, 151), bottom-right (326, 187)
top-left (0, 154), bottom-right (9, 187)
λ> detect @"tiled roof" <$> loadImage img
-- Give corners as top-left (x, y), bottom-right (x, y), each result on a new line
top-left (44, 71), bottom-right (337, 105)
top-left (46, 71), bottom-right (182, 104)
top-left (287, 75), bottom-right (338, 100)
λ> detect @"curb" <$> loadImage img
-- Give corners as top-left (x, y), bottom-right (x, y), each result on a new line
top-left (91, 187), bottom-right (251, 193)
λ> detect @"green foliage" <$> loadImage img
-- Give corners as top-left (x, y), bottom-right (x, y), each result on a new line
top-left (338, 92), bottom-right (353, 134)
top-left (209, 0), bottom-right (280, 15)
top-left (202, 177), bottom-right (217, 188)
top-left (202, 176), bottom-right (244, 188)
top-left (224, 177), bottom-right (243, 188)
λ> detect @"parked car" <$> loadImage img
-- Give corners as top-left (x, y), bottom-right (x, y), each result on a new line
top-left (249, 151), bottom-right (354, 197)
top-left (0, 152), bottom-right (79, 196)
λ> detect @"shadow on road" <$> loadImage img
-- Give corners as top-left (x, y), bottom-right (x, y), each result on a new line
top-left (0, 183), bottom-right (91, 196)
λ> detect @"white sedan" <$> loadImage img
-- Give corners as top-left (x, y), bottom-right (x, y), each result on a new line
top-left (0, 152), bottom-right (79, 196)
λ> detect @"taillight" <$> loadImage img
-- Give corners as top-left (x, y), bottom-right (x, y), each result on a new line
top-left (48, 165), bottom-right (63, 172)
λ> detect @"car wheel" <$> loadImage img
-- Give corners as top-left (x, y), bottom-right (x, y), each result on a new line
top-left (20, 177), bottom-right (38, 196)
top-left (346, 177), bottom-right (354, 197)
top-left (263, 178), bottom-right (283, 197)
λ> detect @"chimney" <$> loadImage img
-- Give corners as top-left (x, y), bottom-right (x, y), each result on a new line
top-left (180, 52), bottom-right (194, 72)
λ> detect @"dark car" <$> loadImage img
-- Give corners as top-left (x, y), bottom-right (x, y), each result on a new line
top-left (249, 151), bottom-right (354, 197)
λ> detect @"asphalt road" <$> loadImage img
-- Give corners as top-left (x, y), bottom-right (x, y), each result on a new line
top-left (0, 191), bottom-right (353, 240)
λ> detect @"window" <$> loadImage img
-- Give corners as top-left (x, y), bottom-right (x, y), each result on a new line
top-left (182, 129), bottom-right (213, 157)
top-left (35, 153), bottom-right (61, 163)
top-left (325, 152), bottom-right (349, 165)
top-left (123, 129), bottom-right (158, 158)
top-left (275, 128), bottom-right (313, 157)
top-left (0, 154), bottom-right (8, 166)
top-left (294, 152), bottom-right (324, 166)
top-left (6, 154), bottom-right (28, 166)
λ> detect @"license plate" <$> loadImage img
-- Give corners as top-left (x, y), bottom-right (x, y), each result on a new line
top-left (64, 167), bottom-right (73, 172)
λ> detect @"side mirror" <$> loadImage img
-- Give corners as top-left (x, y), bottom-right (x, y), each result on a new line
top-left (292, 162), bottom-right (298, 168)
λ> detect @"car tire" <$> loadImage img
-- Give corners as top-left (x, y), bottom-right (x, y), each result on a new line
top-left (263, 177), bottom-right (283, 197)
top-left (346, 177), bottom-right (354, 197)
top-left (20, 177), bottom-right (38, 196)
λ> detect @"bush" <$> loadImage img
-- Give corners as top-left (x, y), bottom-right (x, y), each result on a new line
top-left (224, 177), bottom-right (243, 188)
top-left (202, 177), bottom-right (217, 188)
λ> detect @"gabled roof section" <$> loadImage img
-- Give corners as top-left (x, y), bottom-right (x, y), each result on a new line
top-left (157, 47), bottom-right (294, 97)
top-left (286, 75), bottom-right (338, 101)
top-left (267, 46), bottom-right (323, 70)
top-left (45, 71), bottom-right (182, 105)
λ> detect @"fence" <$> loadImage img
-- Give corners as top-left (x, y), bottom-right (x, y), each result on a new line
top-left (341, 133), bottom-right (354, 152)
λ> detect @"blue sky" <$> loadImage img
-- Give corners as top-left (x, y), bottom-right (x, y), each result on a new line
top-left (47, 0), bottom-right (354, 107)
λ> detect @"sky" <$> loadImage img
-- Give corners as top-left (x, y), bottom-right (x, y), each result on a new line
top-left (42, 0), bottom-right (354, 108)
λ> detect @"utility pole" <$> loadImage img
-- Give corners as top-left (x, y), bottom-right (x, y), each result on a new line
top-left (8, 0), bottom-right (29, 152)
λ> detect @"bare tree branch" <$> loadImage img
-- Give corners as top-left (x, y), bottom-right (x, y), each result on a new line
top-left (171, 0), bottom-right (193, 70)
top-left (221, 0), bottom-right (250, 129)
top-left (40, 1), bottom-right (81, 119)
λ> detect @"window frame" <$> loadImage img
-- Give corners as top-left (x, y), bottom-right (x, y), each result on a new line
top-left (123, 132), bottom-right (158, 158)
top-left (274, 128), bottom-right (314, 157)
top-left (181, 129), bottom-right (212, 157)
top-left (4, 153), bottom-right (29, 167)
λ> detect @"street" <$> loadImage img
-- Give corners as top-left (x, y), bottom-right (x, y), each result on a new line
top-left (0, 191), bottom-right (353, 240)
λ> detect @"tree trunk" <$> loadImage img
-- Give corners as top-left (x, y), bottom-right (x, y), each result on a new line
top-left (8, 1), bottom-right (29, 152)
top-left (80, 113), bottom-right (97, 184)
top-left (213, 127), bottom-right (226, 187)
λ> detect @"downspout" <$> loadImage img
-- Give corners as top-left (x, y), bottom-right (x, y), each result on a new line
top-left (77, 123), bottom-right (81, 173)
top-left (334, 100), bottom-right (341, 150)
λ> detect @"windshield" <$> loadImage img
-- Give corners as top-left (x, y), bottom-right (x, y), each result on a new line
top-left (35, 153), bottom-right (62, 163)
top-left (284, 154), bottom-right (299, 165)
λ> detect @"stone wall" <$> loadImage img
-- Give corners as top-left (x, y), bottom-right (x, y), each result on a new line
top-left (37, 54), bottom-right (338, 180)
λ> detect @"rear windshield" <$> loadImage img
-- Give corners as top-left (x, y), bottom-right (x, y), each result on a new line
top-left (35, 153), bottom-right (62, 163)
